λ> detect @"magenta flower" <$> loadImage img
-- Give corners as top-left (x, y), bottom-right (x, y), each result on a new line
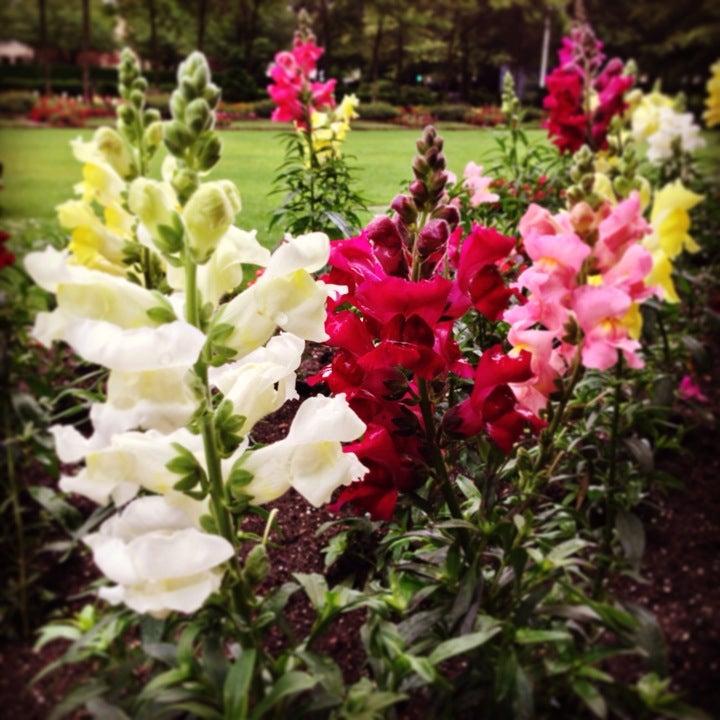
top-left (678, 375), bottom-right (709, 403)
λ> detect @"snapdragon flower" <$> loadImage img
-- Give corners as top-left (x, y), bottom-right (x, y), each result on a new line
top-left (704, 61), bottom-right (720, 128)
top-left (214, 231), bottom-right (335, 357)
top-left (24, 246), bottom-right (205, 372)
top-left (84, 494), bottom-right (234, 618)
top-left (239, 394), bottom-right (367, 507)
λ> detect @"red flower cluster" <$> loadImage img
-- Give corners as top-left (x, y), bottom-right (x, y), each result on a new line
top-left (267, 34), bottom-right (336, 127)
top-left (27, 96), bottom-right (115, 128)
top-left (311, 128), bottom-right (542, 519)
top-left (0, 230), bottom-right (15, 270)
top-left (543, 24), bottom-right (634, 153)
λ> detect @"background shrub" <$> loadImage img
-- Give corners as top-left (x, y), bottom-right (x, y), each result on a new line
top-left (357, 101), bottom-right (400, 121)
top-left (0, 91), bottom-right (37, 117)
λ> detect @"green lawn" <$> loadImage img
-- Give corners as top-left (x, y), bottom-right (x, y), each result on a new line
top-left (0, 126), bottom-right (533, 248)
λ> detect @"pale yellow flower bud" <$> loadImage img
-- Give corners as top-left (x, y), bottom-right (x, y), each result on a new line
top-left (182, 181), bottom-right (241, 264)
top-left (128, 178), bottom-right (177, 239)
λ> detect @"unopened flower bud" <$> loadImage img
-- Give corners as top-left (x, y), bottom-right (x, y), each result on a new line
top-left (203, 83), bottom-right (221, 108)
top-left (569, 201), bottom-right (597, 238)
top-left (242, 544), bottom-right (269, 586)
top-left (432, 204), bottom-right (460, 229)
top-left (93, 126), bottom-right (132, 178)
top-left (164, 120), bottom-right (194, 156)
top-left (186, 98), bottom-right (213, 135)
top-left (143, 120), bottom-right (164, 149)
top-left (365, 215), bottom-right (402, 248)
top-left (183, 180), bottom-right (241, 264)
top-left (416, 219), bottom-right (449, 257)
top-left (128, 178), bottom-right (176, 241)
top-left (196, 134), bottom-right (222, 172)
top-left (132, 77), bottom-right (148, 93)
top-left (130, 89), bottom-right (144, 109)
top-left (409, 179), bottom-right (428, 205)
top-left (118, 103), bottom-right (137, 127)
top-left (390, 194), bottom-right (417, 224)
top-left (412, 155), bottom-right (429, 180)
top-left (170, 89), bottom-right (187, 120)
top-left (143, 108), bottom-right (161, 125)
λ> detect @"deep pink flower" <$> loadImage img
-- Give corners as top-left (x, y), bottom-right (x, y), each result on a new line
top-left (678, 375), bottom-right (709, 403)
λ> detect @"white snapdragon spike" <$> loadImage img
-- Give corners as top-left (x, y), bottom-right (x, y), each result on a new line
top-left (59, 428), bottom-right (204, 506)
top-left (94, 366), bottom-right (199, 434)
top-left (209, 332), bottom-right (303, 434)
top-left (239, 394), bottom-right (367, 507)
top-left (644, 107), bottom-right (705, 162)
top-left (84, 495), bottom-right (233, 618)
top-left (24, 247), bottom-right (205, 372)
top-left (214, 232), bottom-right (333, 358)
top-left (166, 226), bottom-right (272, 306)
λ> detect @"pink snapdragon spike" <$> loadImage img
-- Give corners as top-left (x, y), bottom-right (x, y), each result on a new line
top-left (267, 34), bottom-right (336, 128)
top-left (678, 375), bottom-right (709, 403)
top-left (572, 285), bottom-right (643, 370)
top-left (503, 194), bottom-right (657, 409)
top-left (463, 162), bottom-right (500, 206)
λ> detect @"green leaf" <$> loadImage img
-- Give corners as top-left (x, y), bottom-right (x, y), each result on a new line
top-left (223, 649), bottom-right (256, 720)
top-left (571, 679), bottom-right (608, 719)
top-left (293, 573), bottom-right (329, 610)
top-left (515, 628), bottom-right (572, 645)
top-left (249, 671), bottom-right (317, 720)
top-left (616, 509), bottom-right (645, 569)
top-left (429, 626), bottom-right (502, 665)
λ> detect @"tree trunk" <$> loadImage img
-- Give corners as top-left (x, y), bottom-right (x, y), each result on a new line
top-left (369, 12), bottom-right (385, 100)
top-left (444, 13), bottom-right (457, 98)
top-left (395, 16), bottom-right (404, 84)
top-left (460, 23), bottom-right (470, 101)
top-left (38, 0), bottom-right (50, 95)
top-left (148, 0), bottom-right (159, 78)
top-left (246, 0), bottom-right (262, 65)
top-left (197, 0), bottom-right (208, 50)
top-left (81, 0), bottom-right (91, 102)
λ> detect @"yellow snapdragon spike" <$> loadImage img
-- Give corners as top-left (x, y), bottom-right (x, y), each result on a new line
top-left (648, 181), bottom-right (704, 260)
top-left (645, 251), bottom-right (679, 304)
top-left (337, 94), bottom-right (360, 123)
top-left (703, 60), bottom-right (720, 128)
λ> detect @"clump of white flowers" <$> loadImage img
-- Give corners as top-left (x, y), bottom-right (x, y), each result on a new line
top-left (630, 89), bottom-right (705, 162)
top-left (25, 50), bottom-right (367, 619)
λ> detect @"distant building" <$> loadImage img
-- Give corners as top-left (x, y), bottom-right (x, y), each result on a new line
top-left (0, 40), bottom-right (35, 65)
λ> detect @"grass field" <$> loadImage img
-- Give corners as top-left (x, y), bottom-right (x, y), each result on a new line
top-left (0, 125), bottom-right (532, 247)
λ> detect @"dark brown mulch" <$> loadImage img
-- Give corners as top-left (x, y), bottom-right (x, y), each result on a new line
top-left (2, 342), bottom-right (719, 717)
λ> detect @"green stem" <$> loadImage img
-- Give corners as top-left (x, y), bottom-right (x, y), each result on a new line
top-left (3, 400), bottom-right (29, 637)
top-left (418, 378), bottom-right (470, 555)
top-left (534, 347), bottom-right (584, 473)
top-left (593, 355), bottom-right (623, 597)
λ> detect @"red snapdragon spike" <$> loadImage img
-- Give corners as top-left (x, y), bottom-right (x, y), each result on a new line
top-left (434, 322), bottom-right (474, 379)
top-left (325, 311), bottom-right (375, 356)
top-left (456, 224), bottom-right (515, 320)
top-left (329, 423), bottom-right (419, 520)
top-left (382, 314), bottom-right (435, 347)
top-left (363, 216), bottom-right (409, 276)
top-left (326, 235), bottom-right (386, 291)
top-left (0, 231), bottom-right (15, 269)
top-left (442, 345), bottom-right (539, 451)
top-left (354, 275), bottom-right (452, 326)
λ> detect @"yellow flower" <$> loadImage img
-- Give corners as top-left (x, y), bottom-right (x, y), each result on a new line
top-left (643, 180), bottom-right (704, 304)
top-left (337, 94), bottom-right (360, 123)
top-left (703, 60), bottom-right (720, 128)
top-left (647, 181), bottom-right (704, 260)
top-left (57, 199), bottom-right (128, 275)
